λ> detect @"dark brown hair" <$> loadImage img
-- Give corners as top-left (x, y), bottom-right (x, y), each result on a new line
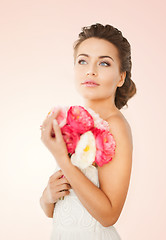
top-left (73, 23), bottom-right (137, 110)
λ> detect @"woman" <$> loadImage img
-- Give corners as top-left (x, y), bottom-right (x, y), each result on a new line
top-left (40, 23), bottom-right (137, 239)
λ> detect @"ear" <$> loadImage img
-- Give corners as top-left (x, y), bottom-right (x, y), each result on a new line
top-left (117, 71), bottom-right (126, 87)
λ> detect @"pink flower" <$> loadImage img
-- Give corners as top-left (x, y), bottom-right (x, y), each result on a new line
top-left (61, 124), bottom-right (80, 154)
top-left (49, 106), bottom-right (69, 137)
top-left (49, 106), bottom-right (68, 127)
top-left (42, 105), bottom-right (117, 168)
top-left (92, 128), bottom-right (116, 167)
top-left (85, 107), bottom-right (110, 131)
top-left (67, 106), bottom-right (94, 134)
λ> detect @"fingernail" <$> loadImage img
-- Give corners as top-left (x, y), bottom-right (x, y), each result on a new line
top-left (53, 119), bottom-right (57, 125)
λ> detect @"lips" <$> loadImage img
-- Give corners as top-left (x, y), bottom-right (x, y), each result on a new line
top-left (82, 80), bottom-right (100, 86)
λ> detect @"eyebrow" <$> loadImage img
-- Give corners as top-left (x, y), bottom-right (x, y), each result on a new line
top-left (76, 53), bottom-right (114, 62)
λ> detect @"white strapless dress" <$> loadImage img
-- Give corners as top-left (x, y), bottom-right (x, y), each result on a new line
top-left (50, 165), bottom-right (122, 240)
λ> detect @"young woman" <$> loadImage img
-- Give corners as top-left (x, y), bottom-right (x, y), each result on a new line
top-left (40, 23), bottom-right (137, 239)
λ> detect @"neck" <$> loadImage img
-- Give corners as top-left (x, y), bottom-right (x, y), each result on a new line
top-left (83, 97), bottom-right (118, 121)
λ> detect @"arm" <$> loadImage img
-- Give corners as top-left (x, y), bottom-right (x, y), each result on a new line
top-left (41, 110), bottom-right (133, 226)
top-left (98, 116), bottom-right (133, 225)
top-left (58, 116), bottom-right (133, 227)
top-left (40, 188), bottom-right (55, 218)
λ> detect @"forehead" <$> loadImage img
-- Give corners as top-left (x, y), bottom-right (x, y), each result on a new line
top-left (76, 37), bottom-right (119, 59)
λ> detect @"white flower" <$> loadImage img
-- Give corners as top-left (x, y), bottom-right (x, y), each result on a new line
top-left (71, 131), bottom-right (96, 169)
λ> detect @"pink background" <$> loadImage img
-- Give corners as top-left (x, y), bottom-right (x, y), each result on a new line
top-left (0, 0), bottom-right (166, 239)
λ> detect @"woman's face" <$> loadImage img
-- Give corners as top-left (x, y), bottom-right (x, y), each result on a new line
top-left (73, 37), bottom-right (126, 102)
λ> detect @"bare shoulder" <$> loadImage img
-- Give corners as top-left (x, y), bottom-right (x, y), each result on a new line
top-left (98, 110), bottom-right (133, 223)
top-left (107, 110), bottom-right (133, 151)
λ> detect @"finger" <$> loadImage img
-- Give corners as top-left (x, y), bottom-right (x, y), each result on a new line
top-left (49, 170), bottom-right (63, 182)
top-left (44, 109), bottom-right (62, 138)
top-left (57, 190), bottom-right (70, 199)
top-left (42, 107), bottom-right (61, 128)
top-left (48, 107), bottom-right (61, 120)
top-left (47, 106), bottom-right (61, 118)
top-left (57, 183), bottom-right (71, 192)
top-left (41, 115), bottom-right (56, 139)
top-left (47, 107), bottom-right (56, 118)
top-left (57, 177), bottom-right (71, 186)
top-left (41, 114), bottom-right (52, 128)
top-left (52, 119), bottom-right (63, 141)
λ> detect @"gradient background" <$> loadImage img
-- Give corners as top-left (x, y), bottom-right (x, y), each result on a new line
top-left (0, 0), bottom-right (166, 239)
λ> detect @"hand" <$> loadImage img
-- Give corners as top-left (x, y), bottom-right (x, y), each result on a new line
top-left (42, 170), bottom-right (72, 204)
top-left (40, 108), bottom-right (69, 164)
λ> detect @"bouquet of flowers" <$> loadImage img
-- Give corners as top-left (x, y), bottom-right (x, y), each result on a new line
top-left (47, 105), bottom-right (116, 169)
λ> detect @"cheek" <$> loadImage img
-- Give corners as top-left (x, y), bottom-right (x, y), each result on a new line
top-left (74, 72), bottom-right (80, 85)
top-left (100, 73), bottom-right (117, 94)
top-left (101, 72), bottom-right (114, 86)
top-left (103, 81), bottom-right (115, 94)
top-left (73, 71), bottom-right (82, 89)
top-left (101, 68), bottom-right (119, 84)
top-left (74, 67), bottom-right (85, 82)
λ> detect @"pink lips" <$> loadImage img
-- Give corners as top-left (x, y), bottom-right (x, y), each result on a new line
top-left (82, 80), bottom-right (100, 86)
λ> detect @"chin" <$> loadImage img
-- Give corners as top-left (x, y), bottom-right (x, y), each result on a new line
top-left (77, 89), bottom-right (98, 99)
top-left (82, 94), bottom-right (102, 101)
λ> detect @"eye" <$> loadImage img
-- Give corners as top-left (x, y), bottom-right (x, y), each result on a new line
top-left (78, 59), bottom-right (87, 65)
top-left (100, 61), bottom-right (110, 66)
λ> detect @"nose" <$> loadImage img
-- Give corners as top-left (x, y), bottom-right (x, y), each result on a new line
top-left (87, 71), bottom-right (96, 76)
top-left (86, 65), bottom-right (97, 76)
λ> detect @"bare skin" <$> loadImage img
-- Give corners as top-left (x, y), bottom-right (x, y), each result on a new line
top-left (40, 37), bottom-right (133, 226)
top-left (40, 169), bottom-right (71, 218)
top-left (73, 37), bottom-right (126, 120)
